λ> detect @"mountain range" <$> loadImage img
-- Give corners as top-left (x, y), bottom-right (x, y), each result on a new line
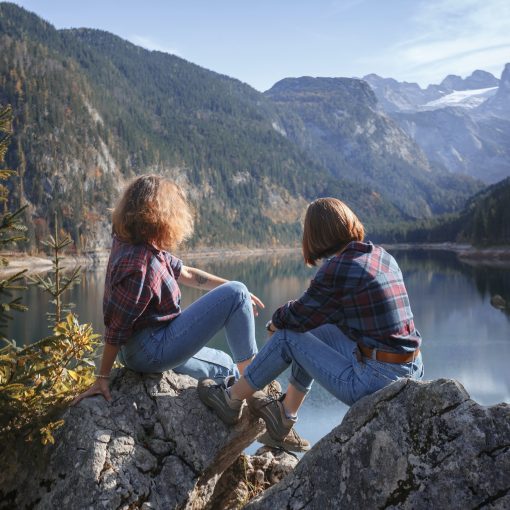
top-left (364, 67), bottom-right (510, 184)
top-left (0, 3), bottom-right (504, 250)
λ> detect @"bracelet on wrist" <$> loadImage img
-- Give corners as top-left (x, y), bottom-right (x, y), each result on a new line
top-left (95, 374), bottom-right (110, 379)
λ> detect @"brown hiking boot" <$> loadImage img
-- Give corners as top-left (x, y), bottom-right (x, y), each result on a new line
top-left (258, 429), bottom-right (310, 452)
top-left (256, 380), bottom-right (310, 452)
top-left (248, 391), bottom-right (297, 442)
top-left (197, 375), bottom-right (243, 425)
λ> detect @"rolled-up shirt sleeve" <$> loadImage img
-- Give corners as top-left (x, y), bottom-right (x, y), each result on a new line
top-left (104, 269), bottom-right (153, 345)
top-left (167, 254), bottom-right (183, 280)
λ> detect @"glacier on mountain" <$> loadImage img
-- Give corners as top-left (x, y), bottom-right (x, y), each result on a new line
top-left (421, 87), bottom-right (498, 111)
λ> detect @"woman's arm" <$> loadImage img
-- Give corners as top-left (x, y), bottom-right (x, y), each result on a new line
top-left (271, 259), bottom-right (349, 332)
top-left (179, 265), bottom-right (265, 315)
top-left (179, 265), bottom-right (228, 291)
top-left (72, 268), bottom-right (151, 405)
top-left (71, 343), bottom-right (120, 405)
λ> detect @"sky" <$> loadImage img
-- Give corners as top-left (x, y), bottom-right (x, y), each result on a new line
top-left (6, 0), bottom-right (510, 91)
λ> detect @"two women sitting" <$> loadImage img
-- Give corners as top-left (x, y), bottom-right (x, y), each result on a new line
top-left (73, 175), bottom-right (423, 451)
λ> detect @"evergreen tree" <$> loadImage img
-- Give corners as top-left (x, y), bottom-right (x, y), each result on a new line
top-left (0, 104), bottom-right (28, 341)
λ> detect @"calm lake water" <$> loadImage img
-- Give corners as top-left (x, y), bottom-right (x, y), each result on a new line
top-left (7, 248), bottom-right (510, 449)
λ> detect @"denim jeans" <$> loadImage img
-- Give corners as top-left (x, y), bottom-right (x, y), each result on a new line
top-left (118, 281), bottom-right (258, 381)
top-left (244, 324), bottom-right (424, 406)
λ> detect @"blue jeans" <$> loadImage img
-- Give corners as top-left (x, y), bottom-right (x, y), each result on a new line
top-left (118, 281), bottom-right (258, 381)
top-left (244, 324), bottom-right (424, 406)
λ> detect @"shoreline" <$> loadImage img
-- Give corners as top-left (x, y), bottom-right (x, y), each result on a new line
top-left (1, 242), bottom-right (509, 276)
top-left (0, 246), bottom-right (302, 277)
top-left (382, 242), bottom-right (510, 266)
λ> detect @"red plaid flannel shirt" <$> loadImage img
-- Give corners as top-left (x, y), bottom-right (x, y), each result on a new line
top-left (103, 236), bottom-right (183, 345)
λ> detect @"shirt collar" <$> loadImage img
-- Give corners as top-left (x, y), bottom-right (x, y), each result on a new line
top-left (345, 240), bottom-right (373, 253)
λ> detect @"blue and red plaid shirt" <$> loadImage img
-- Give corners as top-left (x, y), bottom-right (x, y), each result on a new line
top-left (272, 241), bottom-right (421, 352)
top-left (103, 236), bottom-right (183, 346)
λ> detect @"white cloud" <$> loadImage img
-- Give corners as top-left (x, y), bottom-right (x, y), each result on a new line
top-left (129, 35), bottom-right (180, 56)
top-left (368, 0), bottom-right (510, 85)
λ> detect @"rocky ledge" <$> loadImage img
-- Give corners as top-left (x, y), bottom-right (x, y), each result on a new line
top-left (0, 369), bottom-right (295, 509)
top-left (248, 378), bottom-right (510, 509)
top-left (1, 372), bottom-right (509, 509)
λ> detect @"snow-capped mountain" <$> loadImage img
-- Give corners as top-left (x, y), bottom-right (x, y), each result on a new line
top-left (363, 66), bottom-right (510, 183)
top-left (363, 70), bottom-right (500, 113)
top-left (420, 87), bottom-right (498, 111)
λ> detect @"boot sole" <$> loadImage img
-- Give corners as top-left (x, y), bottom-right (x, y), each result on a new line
top-left (258, 432), bottom-right (311, 452)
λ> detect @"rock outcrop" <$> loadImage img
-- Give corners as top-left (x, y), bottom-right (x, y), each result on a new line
top-left (2, 372), bottom-right (509, 509)
top-left (248, 378), bottom-right (510, 509)
top-left (0, 369), bottom-right (267, 509)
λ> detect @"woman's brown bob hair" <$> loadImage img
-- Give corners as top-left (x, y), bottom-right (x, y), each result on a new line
top-left (112, 174), bottom-right (194, 251)
top-left (302, 198), bottom-right (365, 266)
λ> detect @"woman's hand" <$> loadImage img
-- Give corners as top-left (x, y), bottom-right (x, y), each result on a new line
top-left (250, 293), bottom-right (265, 317)
top-left (71, 377), bottom-right (112, 406)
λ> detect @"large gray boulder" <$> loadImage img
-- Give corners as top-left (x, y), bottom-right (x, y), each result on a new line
top-left (247, 378), bottom-right (510, 509)
top-left (0, 368), bottom-right (266, 509)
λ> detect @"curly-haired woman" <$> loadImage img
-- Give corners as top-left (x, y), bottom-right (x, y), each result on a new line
top-left (199, 198), bottom-right (424, 447)
top-left (72, 174), bottom-right (265, 405)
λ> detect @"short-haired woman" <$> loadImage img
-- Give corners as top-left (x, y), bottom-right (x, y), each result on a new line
top-left (72, 174), bottom-right (265, 404)
top-left (199, 197), bottom-right (424, 447)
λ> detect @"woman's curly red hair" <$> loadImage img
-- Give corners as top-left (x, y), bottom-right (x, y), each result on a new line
top-left (112, 174), bottom-right (194, 251)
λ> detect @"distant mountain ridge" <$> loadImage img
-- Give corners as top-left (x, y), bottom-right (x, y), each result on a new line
top-left (265, 77), bottom-right (478, 218)
top-left (364, 66), bottom-right (510, 184)
top-left (0, 3), bottom-right (483, 250)
top-left (363, 69), bottom-right (500, 113)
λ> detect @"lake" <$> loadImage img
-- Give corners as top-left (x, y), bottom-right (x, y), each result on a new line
top-left (7, 248), bottom-right (510, 450)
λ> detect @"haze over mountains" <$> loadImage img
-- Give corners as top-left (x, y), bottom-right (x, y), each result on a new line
top-left (0, 3), bottom-right (507, 250)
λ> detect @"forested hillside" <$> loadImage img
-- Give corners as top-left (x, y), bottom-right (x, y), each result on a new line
top-left (375, 177), bottom-right (510, 246)
top-left (266, 77), bottom-right (481, 218)
top-left (0, 3), bottom-right (482, 250)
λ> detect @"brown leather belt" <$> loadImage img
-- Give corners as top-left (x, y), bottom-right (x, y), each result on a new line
top-left (357, 343), bottom-right (420, 364)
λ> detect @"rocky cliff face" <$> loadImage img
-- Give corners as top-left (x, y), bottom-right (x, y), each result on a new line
top-left (248, 378), bottom-right (510, 509)
top-left (392, 107), bottom-right (510, 184)
top-left (480, 63), bottom-right (510, 120)
top-left (439, 70), bottom-right (499, 92)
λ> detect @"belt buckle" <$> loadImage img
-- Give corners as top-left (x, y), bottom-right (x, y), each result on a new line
top-left (371, 348), bottom-right (378, 361)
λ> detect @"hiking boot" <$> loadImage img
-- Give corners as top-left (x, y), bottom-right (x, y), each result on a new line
top-left (197, 375), bottom-right (243, 425)
top-left (258, 429), bottom-right (311, 452)
top-left (248, 391), bottom-right (296, 442)
top-left (257, 380), bottom-right (311, 451)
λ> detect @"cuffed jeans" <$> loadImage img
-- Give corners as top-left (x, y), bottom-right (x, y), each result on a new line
top-left (118, 281), bottom-right (258, 381)
top-left (244, 324), bottom-right (424, 406)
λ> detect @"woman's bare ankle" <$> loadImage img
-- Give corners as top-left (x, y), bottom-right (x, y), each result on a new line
top-left (230, 376), bottom-right (255, 401)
